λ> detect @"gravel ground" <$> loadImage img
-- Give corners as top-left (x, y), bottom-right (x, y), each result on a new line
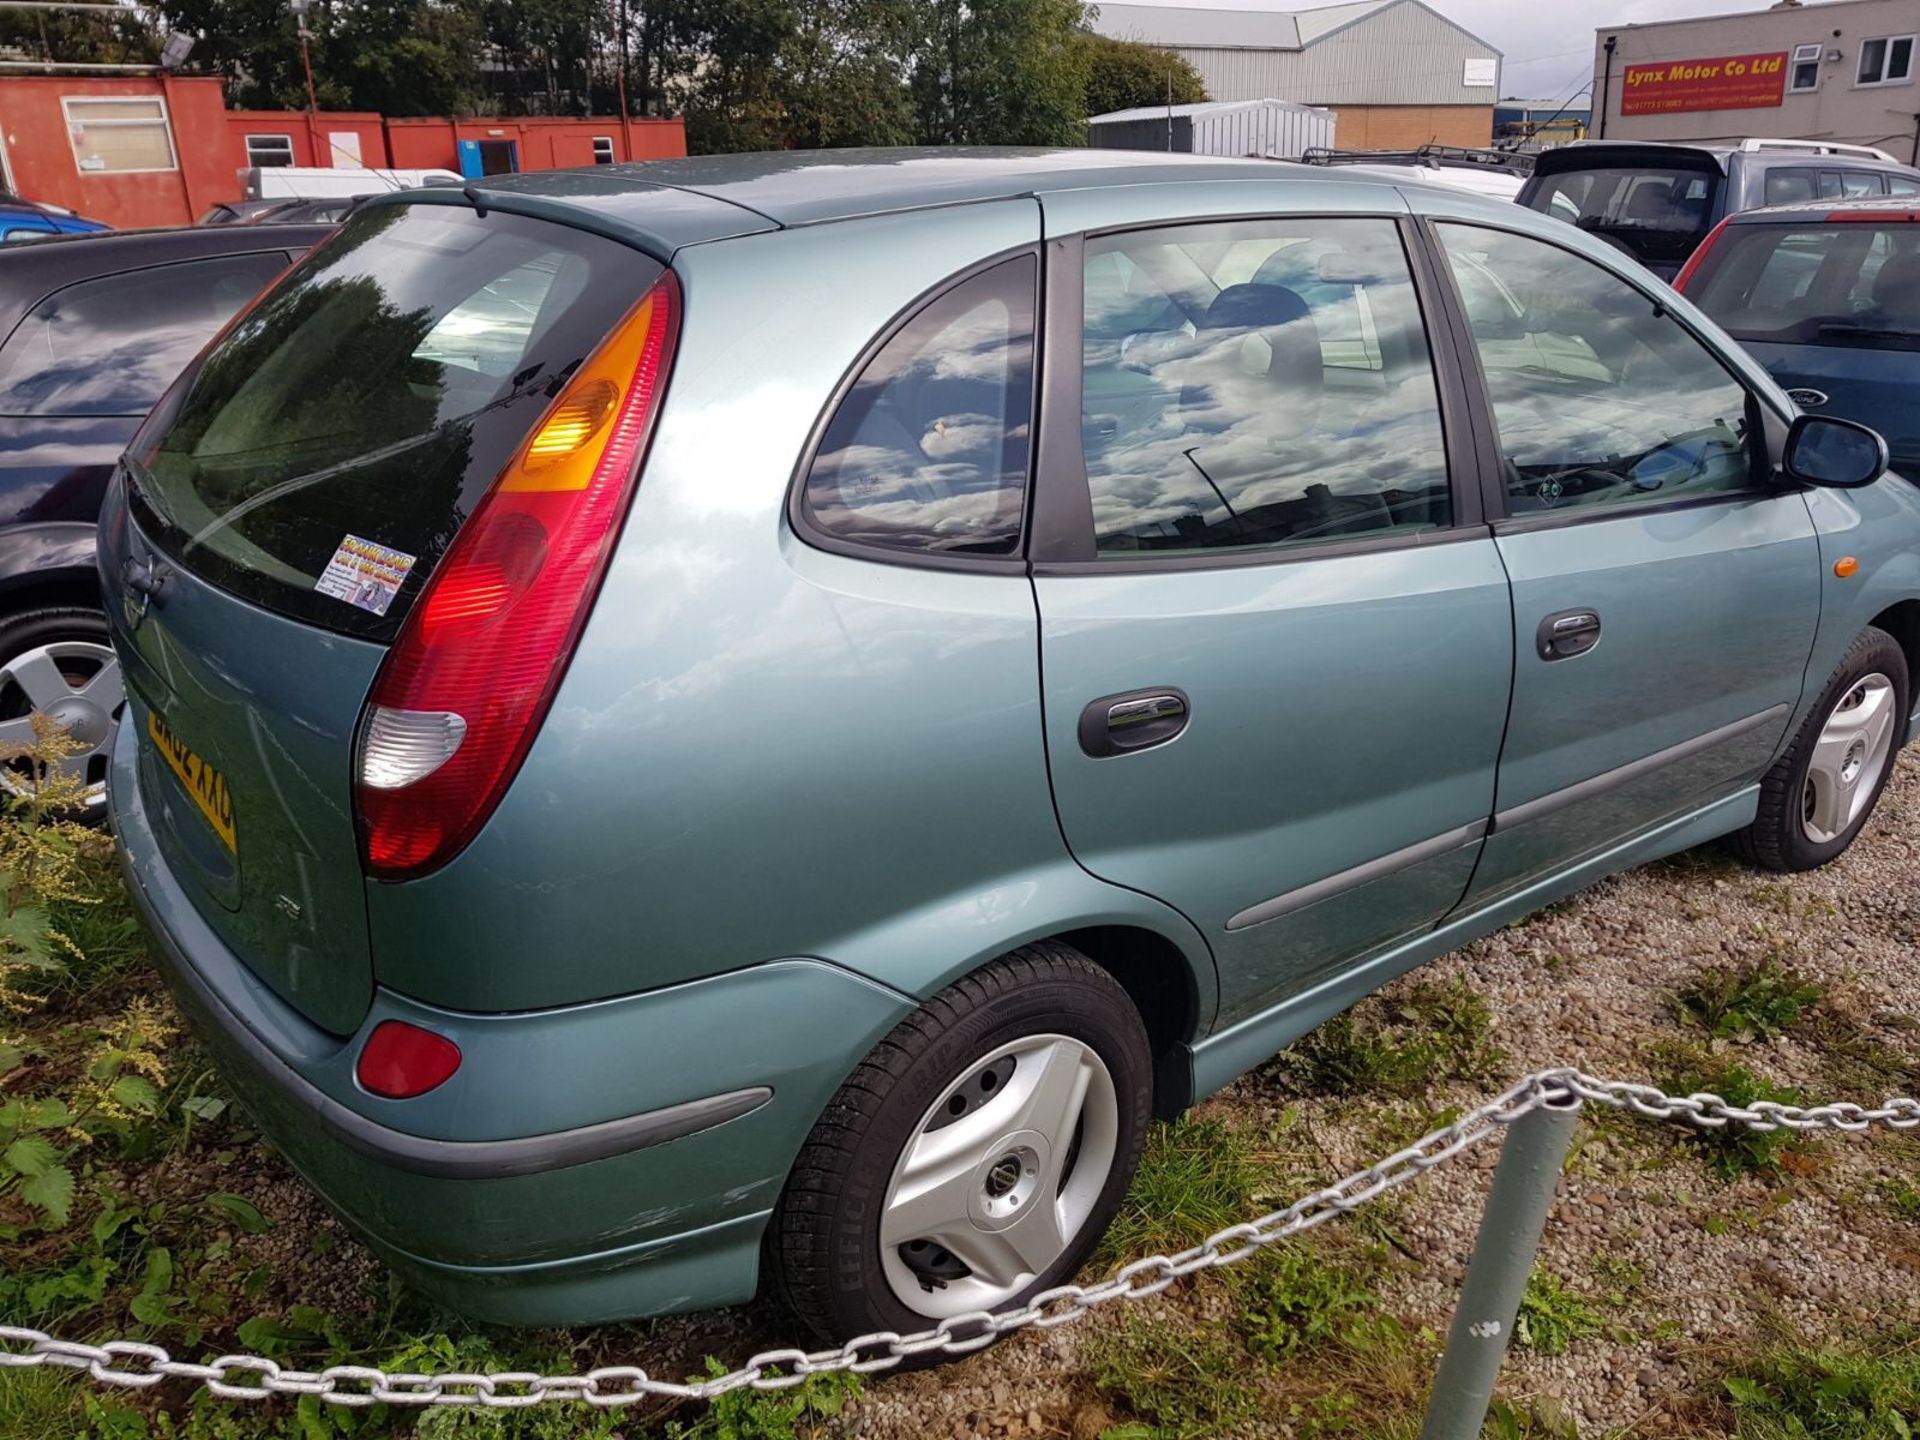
top-left (821, 750), bottom-right (1920, 1439)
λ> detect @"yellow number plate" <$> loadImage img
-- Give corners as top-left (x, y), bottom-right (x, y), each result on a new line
top-left (147, 711), bottom-right (236, 853)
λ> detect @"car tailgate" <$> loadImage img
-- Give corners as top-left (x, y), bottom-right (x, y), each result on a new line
top-left (103, 481), bottom-right (381, 1035)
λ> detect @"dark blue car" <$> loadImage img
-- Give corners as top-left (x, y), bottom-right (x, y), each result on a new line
top-left (0, 193), bottom-right (109, 244)
top-left (1678, 195), bottom-right (1920, 474)
top-left (0, 222), bottom-right (332, 812)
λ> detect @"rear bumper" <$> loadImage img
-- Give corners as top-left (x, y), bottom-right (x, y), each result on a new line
top-left (109, 719), bottom-right (913, 1323)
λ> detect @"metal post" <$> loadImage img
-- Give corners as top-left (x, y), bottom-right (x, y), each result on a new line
top-left (1418, 1088), bottom-right (1581, 1440)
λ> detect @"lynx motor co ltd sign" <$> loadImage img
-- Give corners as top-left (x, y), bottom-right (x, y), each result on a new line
top-left (1622, 51), bottom-right (1788, 115)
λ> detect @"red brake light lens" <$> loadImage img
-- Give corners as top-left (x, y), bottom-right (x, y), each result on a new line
top-left (355, 271), bottom-right (680, 879)
top-left (356, 1020), bottom-right (461, 1099)
top-left (1671, 216), bottom-right (1731, 293)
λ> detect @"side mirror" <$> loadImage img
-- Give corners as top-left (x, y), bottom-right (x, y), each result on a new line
top-left (1782, 414), bottom-right (1889, 489)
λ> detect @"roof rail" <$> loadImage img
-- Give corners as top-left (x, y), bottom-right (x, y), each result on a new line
top-left (1738, 137), bottom-right (1899, 162)
top-left (1298, 143), bottom-right (1535, 174)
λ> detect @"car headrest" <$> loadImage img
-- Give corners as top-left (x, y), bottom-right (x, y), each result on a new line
top-left (1202, 282), bottom-right (1312, 331)
top-left (1873, 251), bottom-right (1920, 314)
top-left (1624, 184), bottom-right (1675, 222)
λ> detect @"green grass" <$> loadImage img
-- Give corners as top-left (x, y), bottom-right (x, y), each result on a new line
top-left (1646, 845), bottom-right (1744, 879)
top-left (1100, 1112), bottom-right (1267, 1262)
top-left (1658, 1058), bottom-right (1814, 1180)
top-left (1276, 979), bottom-right (1505, 1100)
top-left (1880, 1177), bottom-right (1920, 1221)
top-left (1673, 956), bottom-right (1822, 1043)
top-left (1088, 1314), bottom-right (1260, 1440)
top-left (1513, 1269), bottom-right (1604, 1357)
top-left (1234, 1240), bottom-right (1382, 1363)
top-left (1720, 1328), bottom-right (1920, 1438)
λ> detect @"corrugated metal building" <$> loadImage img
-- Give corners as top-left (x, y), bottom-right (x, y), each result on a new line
top-left (1087, 97), bottom-right (1337, 157)
top-left (1089, 0), bottom-right (1502, 149)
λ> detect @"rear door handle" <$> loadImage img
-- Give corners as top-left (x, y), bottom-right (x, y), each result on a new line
top-left (1078, 688), bottom-right (1190, 758)
top-left (1536, 608), bottom-right (1601, 662)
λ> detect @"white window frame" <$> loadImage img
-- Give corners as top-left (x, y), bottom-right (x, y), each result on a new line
top-left (244, 133), bottom-right (295, 168)
top-left (60, 94), bottom-right (178, 176)
top-left (1789, 42), bottom-right (1823, 93)
top-left (592, 135), bottom-right (615, 165)
top-left (1856, 33), bottom-right (1916, 88)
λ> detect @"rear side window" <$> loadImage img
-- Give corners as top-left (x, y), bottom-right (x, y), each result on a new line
top-left (128, 205), bottom-right (657, 638)
top-left (0, 252), bottom-right (288, 416)
top-left (801, 255), bottom-right (1036, 559)
top-left (1764, 168), bottom-right (1818, 206)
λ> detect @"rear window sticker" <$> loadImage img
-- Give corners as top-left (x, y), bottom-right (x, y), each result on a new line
top-left (315, 534), bottom-right (418, 617)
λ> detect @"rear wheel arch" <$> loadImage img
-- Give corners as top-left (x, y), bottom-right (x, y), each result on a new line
top-left (1051, 924), bottom-right (1201, 1117)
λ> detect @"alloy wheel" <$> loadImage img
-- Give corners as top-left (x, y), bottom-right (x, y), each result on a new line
top-left (0, 641), bottom-right (124, 814)
top-left (1801, 671), bottom-right (1896, 846)
top-left (879, 1033), bottom-right (1120, 1318)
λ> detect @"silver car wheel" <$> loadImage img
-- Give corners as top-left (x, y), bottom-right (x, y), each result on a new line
top-left (0, 641), bottom-right (124, 813)
top-left (1802, 671), bottom-right (1896, 846)
top-left (879, 1033), bottom-right (1120, 1319)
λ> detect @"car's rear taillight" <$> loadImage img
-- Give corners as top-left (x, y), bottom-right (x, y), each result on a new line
top-left (1672, 216), bottom-right (1732, 293)
top-left (354, 271), bottom-right (680, 879)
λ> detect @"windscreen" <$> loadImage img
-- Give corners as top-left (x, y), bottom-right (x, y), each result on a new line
top-left (1687, 221), bottom-right (1920, 350)
top-left (1526, 164), bottom-right (1720, 267)
top-left (126, 203), bottom-right (658, 639)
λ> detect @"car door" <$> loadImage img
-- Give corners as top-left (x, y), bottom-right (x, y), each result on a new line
top-left (1423, 215), bottom-right (1821, 906)
top-left (1030, 206), bottom-right (1514, 1030)
top-left (0, 250), bottom-right (292, 522)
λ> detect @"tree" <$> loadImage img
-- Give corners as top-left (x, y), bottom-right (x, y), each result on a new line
top-left (911, 0), bottom-right (1090, 147)
top-left (0, 0), bottom-right (158, 69)
top-left (1074, 29), bottom-right (1206, 119)
top-left (779, 0), bottom-right (918, 150)
top-left (158, 0), bottom-right (480, 114)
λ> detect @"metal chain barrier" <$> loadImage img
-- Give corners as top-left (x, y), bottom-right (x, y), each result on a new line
top-left (3, 1067), bottom-right (1916, 1410)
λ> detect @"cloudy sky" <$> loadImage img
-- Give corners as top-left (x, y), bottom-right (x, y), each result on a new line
top-left (1141, 0), bottom-right (1760, 101)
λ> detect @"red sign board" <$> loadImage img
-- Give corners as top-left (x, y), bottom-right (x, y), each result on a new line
top-left (1621, 51), bottom-right (1788, 115)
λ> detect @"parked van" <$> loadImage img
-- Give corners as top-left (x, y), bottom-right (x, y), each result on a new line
top-left (1517, 138), bottom-right (1920, 280)
top-left (239, 166), bottom-right (463, 201)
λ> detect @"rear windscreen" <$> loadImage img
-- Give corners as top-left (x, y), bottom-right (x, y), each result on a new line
top-left (126, 203), bottom-right (658, 639)
top-left (1526, 165), bottom-right (1719, 267)
top-left (1688, 222), bottom-right (1920, 350)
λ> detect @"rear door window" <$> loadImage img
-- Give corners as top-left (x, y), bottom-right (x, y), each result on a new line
top-left (800, 255), bottom-right (1036, 559)
top-left (0, 252), bottom-right (288, 416)
top-left (127, 205), bottom-right (658, 638)
top-left (1075, 217), bottom-right (1450, 556)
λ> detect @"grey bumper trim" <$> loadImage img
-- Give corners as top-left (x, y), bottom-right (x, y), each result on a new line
top-left (119, 847), bottom-right (771, 1181)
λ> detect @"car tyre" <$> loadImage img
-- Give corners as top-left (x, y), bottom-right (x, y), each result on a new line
top-left (768, 940), bottom-right (1153, 1348)
top-left (1735, 625), bottom-right (1908, 873)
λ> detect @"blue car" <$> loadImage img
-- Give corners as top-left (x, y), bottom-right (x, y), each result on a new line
top-left (1679, 195), bottom-right (1920, 473)
top-left (0, 192), bottom-right (109, 244)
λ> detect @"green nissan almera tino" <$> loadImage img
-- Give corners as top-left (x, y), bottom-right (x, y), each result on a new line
top-left (103, 148), bottom-right (1920, 1341)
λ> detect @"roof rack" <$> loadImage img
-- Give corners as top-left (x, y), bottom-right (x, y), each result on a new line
top-left (1738, 137), bottom-right (1899, 162)
top-left (1297, 144), bottom-right (1535, 174)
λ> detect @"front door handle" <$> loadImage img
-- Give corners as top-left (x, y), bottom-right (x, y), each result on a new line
top-left (1079, 688), bottom-right (1190, 758)
top-left (1536, 608), bottom-right (1601, 662)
